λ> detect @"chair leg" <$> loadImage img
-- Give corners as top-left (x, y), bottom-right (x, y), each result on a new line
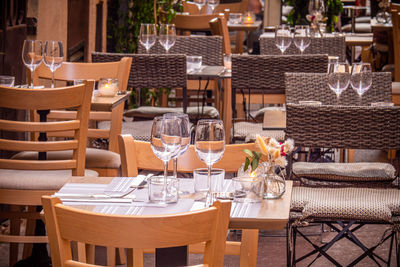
top-left (239, 229), bottom-right (259, 267)
top-left (9, 205), bottom-right (22, 266)
top-left (22, 206), bottom-right (37, 259)
top-left (116, 247), bottom-right (126, 265)
top-left (106, 246), bottom-right (116, 267)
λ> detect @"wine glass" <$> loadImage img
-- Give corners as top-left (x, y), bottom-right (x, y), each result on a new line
top-left (350, 62), bottom-right (372, 104)
top-left (195, 119), bottom-right (225, 206)
top-left (328, 62), bottom-right (350, 104)
top-left (151, 116), bottom-right (181, 202)
top-left (163, 113), bottom-right (191, 179)
top-left (293, 25), bottom-right (311, 54)
top-left (275, 25), bottom-right (292, 54)
top-left (44, 41), bottom-right (64, 88)
top-left (207, 0), bottom-right (220, 13)
top-left (194, 0), bottom-right (206, 13)
top-left (22, 40), bottom-right (43, 89)
top-left (139, 23), bottom-right (156, 53)
top-left (159, 24), bottom-right (176, 53)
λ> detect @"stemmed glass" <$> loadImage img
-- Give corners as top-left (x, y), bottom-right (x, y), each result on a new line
top-left (207, 0), bottom-right (220, 13)
top-left (350, 62), bottom-right (372, 105)
top-left (195, 119), bottom-right (225, 206)
top-left (328, 62), bottom-right (350, 104)
top-left (139, 23), bottom-right (156, 53)
top-left (159, 24), bottom-right (176, 53)
top-left (275, 25), bottom-right (292, 54)
top-left (163, 113), bottom-right (191, 179)
top-left (150, 116), bottom-right (181, 202)
top-left (293, 25), bottom-right (311, 54)
top-left (22, 40), bottom-right (43, 89)
top-left (194, 0), bottom-right (206, 13)
top-left (44, 41), bottom-right (64, 88)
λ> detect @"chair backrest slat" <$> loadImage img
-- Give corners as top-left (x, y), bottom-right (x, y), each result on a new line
top-left (0, 159), bottom-right (77, 170)
top-left (0, 139), bottom-right (78, 152)
top-left (0, 119), bottom-right (80, 133)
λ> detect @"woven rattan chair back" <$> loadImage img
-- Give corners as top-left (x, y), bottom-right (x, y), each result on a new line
top-left (285, 72), bottom-right (392, 105)
top-left (137, 35), bottom-right (223, 66)
top-left (286, 104), bottom-right (400, 150)
top-left (260, 35), bottom-right (346, 62)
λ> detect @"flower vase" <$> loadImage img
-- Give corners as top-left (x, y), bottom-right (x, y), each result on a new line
top-left (263, 167), bottom-right (286, 199)
top-left (311, 23), bottom-right (323, 38)
top-left (376, 9), bottom-right (391, 24)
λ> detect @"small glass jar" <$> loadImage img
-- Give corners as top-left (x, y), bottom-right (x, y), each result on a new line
top-left (98, 78), bottom-right (119, 97)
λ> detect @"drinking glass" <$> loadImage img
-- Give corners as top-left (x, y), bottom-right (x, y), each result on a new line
top-left (150, 116), bottom-right (181, 202)
top-left (44, 41), bottom-right (64, 88)
top-left (350, 62), bottom-right (372, 104)
top-left (194, 0), bottom-right (206, 13)
top-left (293, 25), bottom-right (311, 54)
top-left (159, 24), bottom-right (176, 53)
top-left (328, 62), bottom-right (350, 104)
top-left (207, 0), bottom-right (220, 13)
top-left (139, 23), bottom-right (156, 53)
top-left (195, 119), bottom-right (225, 206)
top-left (163, 113), bottom-right (191, 179)
top-left (0, 76), bottom-right (15, 87)
top-left (22, 40), bottom-right (43, 88)
top-left (275, 25), bottom-right (292, 54)
top-left (327, 56), bottom-right (339, 73)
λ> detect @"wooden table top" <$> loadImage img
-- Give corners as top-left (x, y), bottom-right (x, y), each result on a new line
top-left (228, 20), bottom-right (262, 31)
top-left (91, 92), bottom-right (129, 111)
top-left (63, 176), bottom-right (293, 230)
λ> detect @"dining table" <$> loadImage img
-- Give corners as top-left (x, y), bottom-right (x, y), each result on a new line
top-left (53, 176), bottom-right (293, 267)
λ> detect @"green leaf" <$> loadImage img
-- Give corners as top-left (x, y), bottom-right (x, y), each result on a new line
top-left (253, 151), bottom-right (262, 159)
top-left (251, 158), bottom-right (259, 172)
top-left (244, 157), bottom-right (250, 171)
top-left (243, 149), bottom-right (254, 158)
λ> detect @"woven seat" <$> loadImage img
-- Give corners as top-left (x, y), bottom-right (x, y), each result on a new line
top-left (260, 34), bottom-right (346, 62)
top-left (233, 122), bottom-right (285, 143)
top-left (124, 106), bottom-right (220, 120)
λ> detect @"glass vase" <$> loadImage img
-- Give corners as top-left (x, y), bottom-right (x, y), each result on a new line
top-left (263, 166), bottom-right (286, 199)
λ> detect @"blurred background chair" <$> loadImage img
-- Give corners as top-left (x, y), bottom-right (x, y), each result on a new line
top-left (17, 58), bottom-right (132, 177)
top-left (118, 134), bottom-right (261, 266)
top-left (174, 13), bottom-right (225, 36)
top-left (0, 83), bottom-right (94, 266)
top-left (230, 54), bottom-right (328, 143)
top-left (42, 195), bottom-right (231, 267)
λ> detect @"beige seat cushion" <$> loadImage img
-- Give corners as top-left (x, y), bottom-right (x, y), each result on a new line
top-left (0, 169), bottom-right (98, 190)
top-left (124, 106), bottom-right (220, 120)
top-left (293, 162), bottom-right (396, 183)
top-left (341, 23), bottom-right (371, 33)
top-left (12, 148), bottom-right (120, 169)
top-left (99, 120), bottom-right (153, 142)
top-left (233, 121), bottom-right (285, 142)
top-left (392, 82), bottom-right (400, 95)
top-left (291, 187), bottom-right (400, 222)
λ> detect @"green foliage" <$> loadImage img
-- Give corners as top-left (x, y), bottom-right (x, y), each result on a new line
top-left (243, 149), bottom-right (262, 172)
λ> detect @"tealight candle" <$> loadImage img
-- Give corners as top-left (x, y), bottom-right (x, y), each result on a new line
top-left (98, 78), bottom-right (119, 97)
top-left (243, 11), bottom-right (255, 24)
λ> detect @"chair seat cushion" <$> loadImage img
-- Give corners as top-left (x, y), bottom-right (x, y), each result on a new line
top-left (0, 169), bottom-right (98, 190)
top-left (99, 120), bottom-right (153, 142)
top-left (233, 122), bottom-right (285, 142)
top-left (12, 148), bottom-right (121, 169)
top-left (341, 23), bottom-right (371, 33)
top-left (291, 187), bottom-right (400, 222)
top-left (293, 162), bottom-right (396, 183)
top-left (392, 82), bottom-right (400, 95)
top-left (124, 106), bottom-right (220, 120)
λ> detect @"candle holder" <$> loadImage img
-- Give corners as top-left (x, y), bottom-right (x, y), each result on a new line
top-left (98, 78), bottom-right (119, 97)
top-left (243, 11), bottom-right (255, 24)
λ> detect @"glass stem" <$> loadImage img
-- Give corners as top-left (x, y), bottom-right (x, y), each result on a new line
top-left (30, 68), bottom-right (34, 89)
top-left (207, 164), bottom-right (212, 206)
top-left (163, 160), bottom-right (168, 201)
top-left (173, 158), bottom-right (178, 179)
top-left (51, 70), bottom-right (55, 88)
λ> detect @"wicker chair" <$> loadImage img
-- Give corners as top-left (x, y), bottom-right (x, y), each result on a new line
top-left (285, 72), bottom-right (393, 106)
top-left (259, 34), bottom-right (346, 62)
top-left (285, 104), bottom-right (400, 266)
top-left (231, 54), bottom-right (328, 142)
top-left (137, 35), bottom-right (223, 66)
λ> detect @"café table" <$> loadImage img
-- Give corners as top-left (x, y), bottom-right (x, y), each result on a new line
top-left (54, 176), bottom-right (293, 267)
top-left (227, 20), bottom-right (262, 53)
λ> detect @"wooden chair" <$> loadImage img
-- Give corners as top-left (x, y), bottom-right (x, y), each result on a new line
top-left (183, 0), bottom-right (248, 14)
top-left (23, 58), bottom-right (132, 176)
top-left (174, 13), bottom-right (225, 35)
top-left (209, 17), bottom-right (232, 55)
top-left (42, 195), bottom-right (231, 267)
top-left (0, 83), bottom-right (93, 266)
top-left (118, 134), bottom-right (261, 267)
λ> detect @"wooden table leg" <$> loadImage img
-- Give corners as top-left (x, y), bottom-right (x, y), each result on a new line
top-left (222, 78), bottom-right (232, 143)
top-left (240, 229), bottom-right (259, 267)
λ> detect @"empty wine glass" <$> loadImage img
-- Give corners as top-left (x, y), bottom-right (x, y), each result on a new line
top-left (275, 25), bottom-right (292, 54)
top-left (207, 0), bottom-right (220, 13)
top-left (159, 24), bottom-right (176, 53)
top-left (328, 62), bottom-right (350, 104)
top-left (195, 119), bottom-right (225, 206)
top-left (163, 113), bottom-right (191, 179)
top-left (293, 25), bottom-right (311, 54)
top-left (350, 62), bottom-right (372, 104)
top-left (139, 23), bottom-right (156, 53)
top-left (194, 0), bottom-right (206, 13)
top-left (151, 116), bottom-right (182, 202)
top-left (22, 40), bottom-right (43, 88)
top-left (44, 40), bottom-right (64, 88)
